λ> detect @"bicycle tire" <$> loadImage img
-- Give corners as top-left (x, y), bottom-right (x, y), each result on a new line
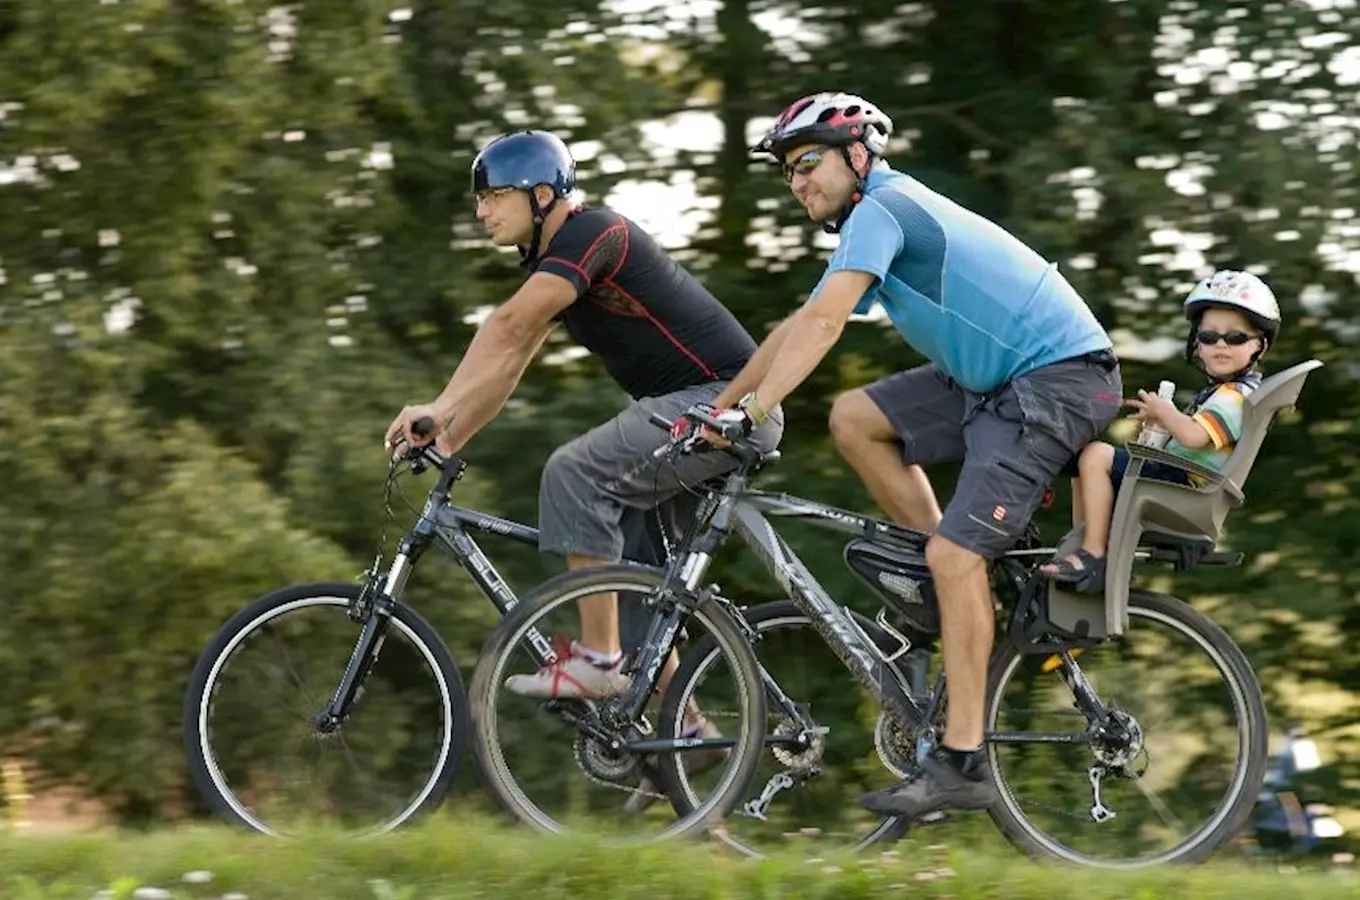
top-left (467, 563), bottom-right (767, 842)
top-left (985, 588), bottom-right (1269, 867)
top-left (183, 581), bottom-right (468, 837)
top-left (658, 599), bottom-right (920, 856)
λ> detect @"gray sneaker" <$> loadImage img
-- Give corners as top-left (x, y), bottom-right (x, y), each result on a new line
top-left (860, 746), bottom-right (999, 819)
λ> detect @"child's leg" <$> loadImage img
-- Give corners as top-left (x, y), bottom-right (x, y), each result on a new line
top-left (1041, 442), bottom-right (1115, 576)
top-left (1077, 442), bottom-right (1117, 558)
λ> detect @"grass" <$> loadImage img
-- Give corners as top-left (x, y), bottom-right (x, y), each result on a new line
top-left (1, 813), bottom-right (1357, 900)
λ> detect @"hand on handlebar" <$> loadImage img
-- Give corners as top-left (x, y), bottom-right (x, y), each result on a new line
top-left (651, 403), bottom-right (754, 459)
top-left (384, 404), bottom-right (444, 453)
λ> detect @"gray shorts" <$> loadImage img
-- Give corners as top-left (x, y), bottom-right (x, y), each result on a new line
top-left (537, 381), bottom-right (785, 562)
top-left (865, 353), bottom-right (1122, 559)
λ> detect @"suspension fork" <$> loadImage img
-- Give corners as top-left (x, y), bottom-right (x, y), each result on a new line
top-left (317, 531), bottom-right (431, 732)
top-left (611, 489), bottom-right (738, 725)
top-left (316, 599), bottom-right (395, 733)
top-left (612, 547), bottom-right (718, 724)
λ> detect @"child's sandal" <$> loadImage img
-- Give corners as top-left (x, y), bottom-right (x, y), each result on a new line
top-left (1041, 548), bottom-right (1107, 594)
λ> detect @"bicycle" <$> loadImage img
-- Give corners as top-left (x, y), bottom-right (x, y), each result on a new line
top-left (182, 418), bottom-right (764, 839)
top-left (469, 406), bottom-right (1269, 867)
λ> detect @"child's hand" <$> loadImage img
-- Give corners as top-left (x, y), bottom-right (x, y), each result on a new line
top-left (1126, 390), bottom-right (1177, 425)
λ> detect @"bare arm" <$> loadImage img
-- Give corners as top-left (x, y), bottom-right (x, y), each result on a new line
top-left (1161, 409), bottom-right (1213, 449)
top-left (711, 315), bottom-right (798, 409)
top-left (427, 272), bottom-right (577, 453)
top-left (1129, 392), bottom-right (1213, 450)
top-left (746, 270), bottom-right (876, 414)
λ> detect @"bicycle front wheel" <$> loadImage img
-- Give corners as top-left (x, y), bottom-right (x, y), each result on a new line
top-left (467, 563), bottom-right (767, 844)
top-left (184, 582), bottom-right (467, 837)
top-left (985, 589), bottom-right (1269, 867)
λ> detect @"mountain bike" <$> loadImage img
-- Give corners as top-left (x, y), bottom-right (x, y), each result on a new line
top-left (182, 419), bottom-right (763, 840)
top-left (469, 406), bottom-right (1269, 867)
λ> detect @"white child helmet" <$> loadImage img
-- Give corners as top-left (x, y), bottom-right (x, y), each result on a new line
top-left (1182, 269), bottom-right (1281, 368)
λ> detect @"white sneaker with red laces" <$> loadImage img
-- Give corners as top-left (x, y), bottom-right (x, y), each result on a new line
top-left (503, 640), bottom-right (630, 700)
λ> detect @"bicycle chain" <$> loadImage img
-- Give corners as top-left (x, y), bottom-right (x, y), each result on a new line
top-left (569, 715), bottom-right (669, 801)
top-left (567, 705), bottom-right (1116, 813)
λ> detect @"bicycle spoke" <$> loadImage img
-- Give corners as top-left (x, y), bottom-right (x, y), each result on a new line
top-left (189, 592), bottom-right (462, 837)
top-left (986, 592), bottom-right (1267, 867)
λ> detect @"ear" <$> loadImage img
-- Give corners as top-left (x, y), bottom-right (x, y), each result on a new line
top-left (533, 184), bottom-right (557, 209)
top-left (849, 142), bottom-right (871, 176)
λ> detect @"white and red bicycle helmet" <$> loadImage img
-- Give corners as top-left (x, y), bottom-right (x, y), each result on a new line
top-left (752, 92), bottom-right (894, 160)
top-left (753, 92), bottom-right (894, 233)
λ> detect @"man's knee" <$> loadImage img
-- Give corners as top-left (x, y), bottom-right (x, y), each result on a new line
top-left (829, 389), bottom-right (888, 458)
top-left (925, 533), bottom-right (986, 580)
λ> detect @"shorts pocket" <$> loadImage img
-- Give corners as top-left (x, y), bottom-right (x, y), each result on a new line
top-left (954, 455), bottom-right (1049, 552)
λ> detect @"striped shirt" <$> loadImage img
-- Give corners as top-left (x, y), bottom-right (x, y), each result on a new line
top-left (1167, 371), bottom-right (1263, 471)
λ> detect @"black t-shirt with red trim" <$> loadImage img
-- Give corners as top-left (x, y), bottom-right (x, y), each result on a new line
top-left (532, 206), bottom-right (756, 399)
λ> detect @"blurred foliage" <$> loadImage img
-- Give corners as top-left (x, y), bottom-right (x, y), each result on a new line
top-left (0, 0), bottom-right (1356, 833)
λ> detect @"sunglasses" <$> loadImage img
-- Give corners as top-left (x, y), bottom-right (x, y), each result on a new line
top-left (1196, 329), bottom-right (1259, 347)
top-left (783, 148), bottom-right (829, 183)
top-left (474, 186), bottom-right (518, 205)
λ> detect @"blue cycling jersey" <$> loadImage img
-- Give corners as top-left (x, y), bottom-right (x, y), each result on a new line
top-left (810, 165), bottom-right (1112, 394)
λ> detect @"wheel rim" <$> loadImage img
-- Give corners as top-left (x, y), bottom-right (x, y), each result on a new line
top-left (195, 596), bottom-right (455, 837)
top-left (478, 576), bottom-right (758, 842)
top-left (987, 602), bottom-right (1258, 867)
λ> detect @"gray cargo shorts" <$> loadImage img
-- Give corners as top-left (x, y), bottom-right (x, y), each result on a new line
top-left (538, 380), bottom-right (784, 562)
top-left (864, 352), bottom-right (1122, 559)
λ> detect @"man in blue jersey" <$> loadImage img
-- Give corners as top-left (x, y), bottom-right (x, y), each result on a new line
top-left (701, 92), bottom-right (1122, 821)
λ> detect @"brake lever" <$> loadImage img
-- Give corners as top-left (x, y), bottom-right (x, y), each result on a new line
top-left (647, 410), bottom-right (746, 459)
top-left (388, 416), bottom-right (445, 473)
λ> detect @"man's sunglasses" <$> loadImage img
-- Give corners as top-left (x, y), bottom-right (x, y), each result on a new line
top-left (783, 148), bottom-right (829, 183)
top-left (474, 186), bottom-right (518, 205)
top-left (1196, 329), bottom-right (1260, 347)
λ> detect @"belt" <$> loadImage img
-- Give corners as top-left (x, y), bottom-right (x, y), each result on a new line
top-left (1056, 347), bottom-right (1119, 371)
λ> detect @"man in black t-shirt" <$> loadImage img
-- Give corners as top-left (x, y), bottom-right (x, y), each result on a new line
top-left (386, 130), bottom-right (783, 706)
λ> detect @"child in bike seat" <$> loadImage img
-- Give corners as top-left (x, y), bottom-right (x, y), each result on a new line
top-left (1039, 269), bottom-right (1281, 593)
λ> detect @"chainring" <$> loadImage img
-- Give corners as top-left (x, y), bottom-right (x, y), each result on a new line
top-left (573, 729), bottom-right (643, 784)
top-left (874, 711), bottom-right (921, 780)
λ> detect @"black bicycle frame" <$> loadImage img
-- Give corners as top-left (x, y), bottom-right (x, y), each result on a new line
top-left (319, 453), bottom-right (560, 728)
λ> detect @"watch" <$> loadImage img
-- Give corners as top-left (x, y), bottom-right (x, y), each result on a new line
top-left (737, 391), bottom-right (769, 426)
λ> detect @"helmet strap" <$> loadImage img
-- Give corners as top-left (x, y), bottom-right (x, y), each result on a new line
top-left (822, 145), bottom-right (872, 235)
top-left (518, 190), bottom-right (559, 268)
top-left (1184, 323), bottom-right (1268, 383)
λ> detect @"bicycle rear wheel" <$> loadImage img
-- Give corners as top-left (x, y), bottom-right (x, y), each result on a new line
top-left (467, 563), bottom-right (766, 843)
top-left (985, 589), bottom-right (1268, 867)
top-left (184, 582), bottom-right (467, 837)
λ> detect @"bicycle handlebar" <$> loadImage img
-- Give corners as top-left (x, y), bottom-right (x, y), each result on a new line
top-left (394, 415), bottom-right (447, 473)
top-left (395, 404), bottom-right (752, 480)
top-left (648, 407), bottom-right (755, 462)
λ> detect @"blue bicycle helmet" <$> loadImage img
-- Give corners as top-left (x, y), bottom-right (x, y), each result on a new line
top-left (471, 131), bottom-right (576, 265)
top-left (471, 130), bottom-right (576, 197)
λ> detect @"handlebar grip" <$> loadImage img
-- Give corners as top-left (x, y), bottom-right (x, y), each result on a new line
top-left (648, 412), bottom-right (673, 431)
top-left (412, 416), bottom-right (435, 438)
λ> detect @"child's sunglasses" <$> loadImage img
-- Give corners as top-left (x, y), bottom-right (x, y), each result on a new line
top-left (1195, 329), bottom-right (1259, 347)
